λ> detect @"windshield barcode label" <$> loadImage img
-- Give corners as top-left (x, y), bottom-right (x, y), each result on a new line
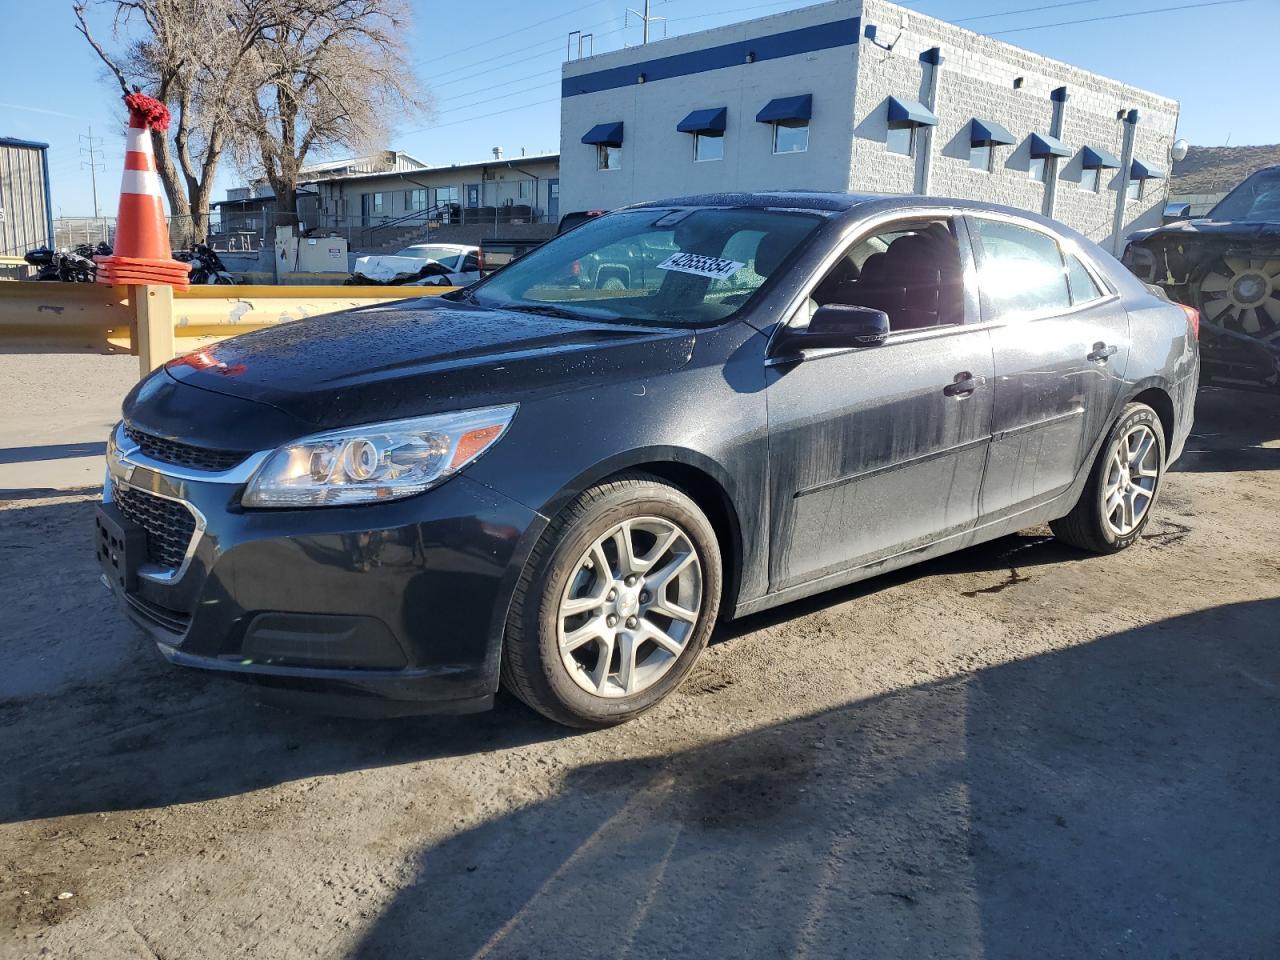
top-left (656, 253), bottom-right (745, 280)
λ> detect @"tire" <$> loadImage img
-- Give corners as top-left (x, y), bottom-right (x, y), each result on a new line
top-left (501, 472), bottom-right (723, 728)
top-left (597, 276), bottom-right (626, 292)
top-left (1050, 402), bottom-right (1167, 553)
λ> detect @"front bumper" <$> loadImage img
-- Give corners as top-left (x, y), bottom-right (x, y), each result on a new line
top-left (101, 424), bottom-right (543, 710)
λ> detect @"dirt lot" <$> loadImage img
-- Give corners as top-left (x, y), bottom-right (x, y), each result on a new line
top-left (1, 361), bottom-right (1278, 960)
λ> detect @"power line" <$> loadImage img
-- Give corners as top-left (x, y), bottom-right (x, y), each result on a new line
top-left (415, 0), bottom-right (622, 70)
top-left (955, 0), bottom-right (1098, 24)
top-left (988, 0), bottom-right (1250, 33)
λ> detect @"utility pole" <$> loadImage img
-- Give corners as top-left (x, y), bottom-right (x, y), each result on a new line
top-left (79, 126), bottom-right (105, 218)
top-left (627, 0), bottom-right (665, 44)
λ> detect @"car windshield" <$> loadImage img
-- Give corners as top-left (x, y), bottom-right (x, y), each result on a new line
top-left (397, 246), bottom-right (463, 269)
top-left (1208, 169), bottom-right (1280, 221)
top-left (465, 207), bottom-right (824, 326)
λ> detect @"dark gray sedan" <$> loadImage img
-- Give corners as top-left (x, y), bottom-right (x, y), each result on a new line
top-left (101, 192), bottom-right (1199, 727)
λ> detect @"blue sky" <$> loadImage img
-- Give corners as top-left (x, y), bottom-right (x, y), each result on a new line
top-left (1, 0), bottom-right (1276, 218)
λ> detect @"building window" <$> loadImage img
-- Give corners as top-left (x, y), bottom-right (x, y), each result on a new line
top-left (371, 192), bottom-right (384, 213)
top-left (1080, 167), bottom-right (1102, 193)
top-left (518, 180), bottom-right (531, 199)
top-left (969, 143), bottom-right (993, 172)
top-left (598, 144), bottom-right (621, 170)
top-left (694, 130), bottom-right (725, 162)
top-left (773, 119), bottom-right (809, 155)
top-left (1029, 157), bottom-right (1047, 182)
top-left (433, 186), bottom-right (458, 207)
top-left (886, 125), bottom-right (915, 157)
top-left (405, 188), bottom-right (427, 211)
top-left (1126, 178), bottom-right (1143, 203)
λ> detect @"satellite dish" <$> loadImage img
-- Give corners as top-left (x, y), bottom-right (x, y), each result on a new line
top-left (1171, 139), bottom-right (1189, 162)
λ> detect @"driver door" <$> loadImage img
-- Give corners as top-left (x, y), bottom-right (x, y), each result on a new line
top-left (765, 214), bottom-right (995, 593)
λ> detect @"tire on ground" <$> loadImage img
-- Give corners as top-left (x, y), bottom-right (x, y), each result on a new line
top-left (1051, 401), bottom-right (1166, 553)
top-left (501, 472), bottom-right (722, 728)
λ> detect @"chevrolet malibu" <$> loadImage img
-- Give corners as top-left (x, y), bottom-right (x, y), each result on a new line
top-left (97, 193), bottom-right (1199, 728)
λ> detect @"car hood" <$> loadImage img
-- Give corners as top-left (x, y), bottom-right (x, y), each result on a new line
top-left (1127, 218), bottom-right (1280, 244)
top-left (157, 298), bottom-right (696, 430)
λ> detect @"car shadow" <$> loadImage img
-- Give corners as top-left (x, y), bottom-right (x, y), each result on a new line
top-left (351, 598), bottom-right (1280, 959)
top-left (1172, 385), bottom-right (1280, 473)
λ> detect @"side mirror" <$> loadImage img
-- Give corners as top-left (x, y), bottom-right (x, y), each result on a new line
top-left (1162, 202), bottom-right (1192, 224)
top-left (775, 304), bottom-right (891, 355)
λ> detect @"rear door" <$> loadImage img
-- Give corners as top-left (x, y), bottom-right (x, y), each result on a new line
top-left (765, 213), bottom-right (995, 592)
top-left (967, 215), bottom-right (1130, 521)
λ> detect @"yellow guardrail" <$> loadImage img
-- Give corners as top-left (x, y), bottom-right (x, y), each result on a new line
top-left (0, 281), bottom-right (455, 378)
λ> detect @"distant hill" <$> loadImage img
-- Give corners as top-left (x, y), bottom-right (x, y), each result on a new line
top-left (1172, 145), bottom-right (1280, 195)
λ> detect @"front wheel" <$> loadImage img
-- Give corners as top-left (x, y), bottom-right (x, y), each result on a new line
top-left (1051, 402), bottom-right (1166, 553)
top-left (501, 473), bottom-right (722, 728)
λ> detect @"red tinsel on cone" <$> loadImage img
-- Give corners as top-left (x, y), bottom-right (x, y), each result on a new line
top-left (123, 91), bottom-right (171, 132)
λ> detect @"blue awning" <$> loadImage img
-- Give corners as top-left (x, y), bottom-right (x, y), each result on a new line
top-left (970, 118), bottom-right (1015, 146)
top-left (677, 107), bottom-right (727, 134)
top-left (581, 121), bottom-right (624, 146)
top-left (756, 95), bottom-right (812, 124)
top-left (1131, 158), bottom-right (1166, 180)
top-left (1082, 145), bottom-right (1121, 169)
top-left (886, 96), bottom-right (938, 127)
top-left (1029, 133), bottom-right (1071, 158)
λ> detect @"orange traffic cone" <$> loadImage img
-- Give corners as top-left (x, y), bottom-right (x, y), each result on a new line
top-left (94, 92), bottom-right (190, 290)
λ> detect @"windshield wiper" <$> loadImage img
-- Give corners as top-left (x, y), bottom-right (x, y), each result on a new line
top-left (502, 303), bottom-right (592, 321)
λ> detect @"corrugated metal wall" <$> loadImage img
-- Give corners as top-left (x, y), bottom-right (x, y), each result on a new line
top-left (0, 140), bottom-right (52, 256)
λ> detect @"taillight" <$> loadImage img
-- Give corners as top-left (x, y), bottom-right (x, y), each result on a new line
top-left (570, 259), bottom-right (582, 276)
top-left (1178, 303), bottom-right (1200, 339)
top-left (477, 250), bottom-right (485, 274)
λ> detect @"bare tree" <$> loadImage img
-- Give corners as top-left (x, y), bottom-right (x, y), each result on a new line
top-left (73, 0), bottom-right (275, 242)
top-left (231, 0), bottom-right (427, 229)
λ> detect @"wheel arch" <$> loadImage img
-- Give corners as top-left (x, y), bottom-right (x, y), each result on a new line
top-left (1126, 380), bottom-right (1176, 452)
top-left (533, 446), bottom-right (745, 621)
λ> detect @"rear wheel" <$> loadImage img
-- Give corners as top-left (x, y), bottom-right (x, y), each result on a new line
top-left (1051, 402), bottom-right (1166, 553)
top-left (501, 473), bottom-right (722, 728)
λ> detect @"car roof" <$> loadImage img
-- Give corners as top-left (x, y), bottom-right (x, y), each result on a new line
top-left (628, 191), bottom-right (883, 212)
top-left (401, 243), bottom-right (473, 251)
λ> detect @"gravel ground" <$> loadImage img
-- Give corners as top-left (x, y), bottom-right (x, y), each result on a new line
top-left (0, 363), bottom-right (1277, 959)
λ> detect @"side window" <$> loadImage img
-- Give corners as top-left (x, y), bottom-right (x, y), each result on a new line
top-left (462, 254), bottom-right (480, 272)
top-left (971, 218), bottom-right (1071, 319)
top-left (808, 218), bottom-right (965, 332)
top-left (1065, 252), bottom-right (1104, 305)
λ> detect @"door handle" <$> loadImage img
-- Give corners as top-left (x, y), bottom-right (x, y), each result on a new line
top-left (1088, 342), bottom-right (1118, 362)
top-left (944, 371), bottom-right (987, 397)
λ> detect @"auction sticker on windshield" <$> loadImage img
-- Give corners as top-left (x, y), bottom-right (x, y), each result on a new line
top-left (656, 253), bottom-right (746, 280)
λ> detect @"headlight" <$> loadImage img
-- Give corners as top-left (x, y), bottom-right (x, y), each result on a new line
top-left (241, 404), bottom-right (517, 508)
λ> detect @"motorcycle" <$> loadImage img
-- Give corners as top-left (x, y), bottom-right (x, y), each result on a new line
top-left (174, 243), bottom-right (237, 284)
top-left (24, 242), bottom-right (111, 282)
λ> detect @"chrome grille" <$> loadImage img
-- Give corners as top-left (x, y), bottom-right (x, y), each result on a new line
top-left (112, 482), bottom-right (197, 571)
top-left (123, 424), bottom-right (247, 473)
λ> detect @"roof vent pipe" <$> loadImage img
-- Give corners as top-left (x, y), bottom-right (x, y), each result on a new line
top-left (493, 146), bottom-right (503, 160)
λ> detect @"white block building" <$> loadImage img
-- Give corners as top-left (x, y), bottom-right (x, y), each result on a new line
top-left (559, 0), bottom-right (1179, 252)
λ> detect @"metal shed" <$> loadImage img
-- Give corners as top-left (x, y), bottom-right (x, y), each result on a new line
top-left (0, 136), bottom-right (53, 257)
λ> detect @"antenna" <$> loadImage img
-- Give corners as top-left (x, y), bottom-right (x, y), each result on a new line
top-left (567, 29), bottom-right (594, 60)
top-left (626, 0), bottom-right (666, 44)
top-left (79, 125), bottom-right (105, 219)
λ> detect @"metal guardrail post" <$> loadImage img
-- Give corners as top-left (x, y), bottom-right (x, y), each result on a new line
top-left (132, 284), bottom-right (175, 376)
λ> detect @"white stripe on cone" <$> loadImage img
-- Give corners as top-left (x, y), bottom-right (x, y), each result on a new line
top-left (125, 126), bottom-right (154, 155)
top-left (120, 168), bottom-right (163, 197)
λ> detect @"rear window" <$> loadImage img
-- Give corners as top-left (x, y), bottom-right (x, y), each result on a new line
top-left (1066, 252), bottom-right (1105, 305)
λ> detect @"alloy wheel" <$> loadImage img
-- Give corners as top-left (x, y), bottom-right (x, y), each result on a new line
top-left (1101, 423), bottom-right (1160, 537)
top-left (556, 517), bottom-right (703, 698)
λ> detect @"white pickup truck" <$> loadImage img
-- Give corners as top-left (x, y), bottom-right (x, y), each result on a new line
top-left (349, 243), bottom-right (481, 286)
